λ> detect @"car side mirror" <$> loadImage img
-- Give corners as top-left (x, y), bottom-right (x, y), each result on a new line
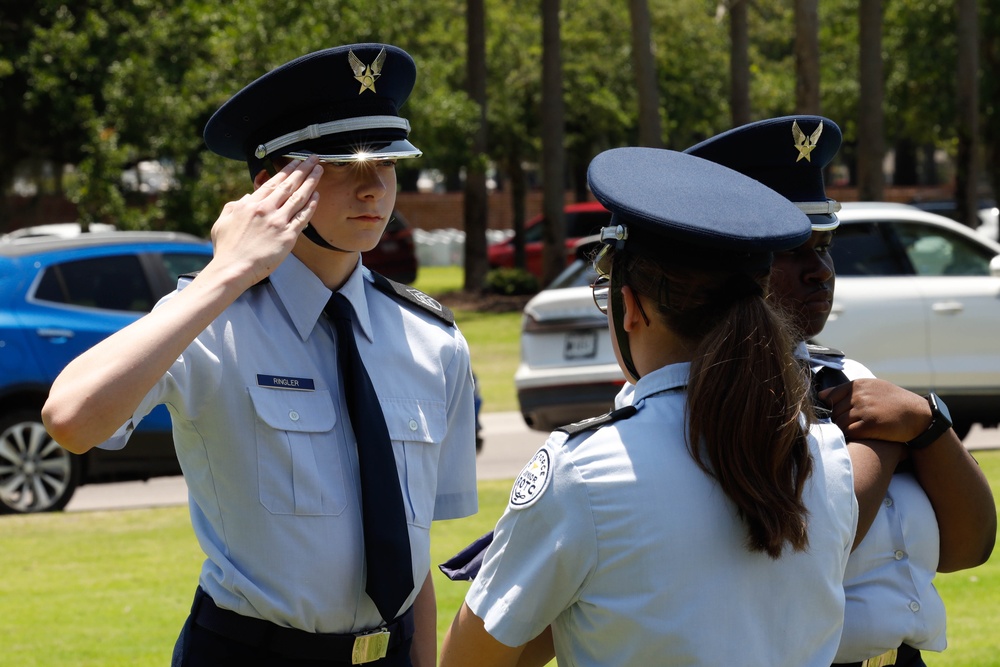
top-left (990, 255), bottom-right (1000, 278)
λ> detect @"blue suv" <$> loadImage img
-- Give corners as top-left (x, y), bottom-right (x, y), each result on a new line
top-left (0, 231), bottom-right (213, 513)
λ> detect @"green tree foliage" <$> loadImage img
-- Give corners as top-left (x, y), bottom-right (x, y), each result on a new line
top-left (651, 0), bottom-right (729, 148)
top-left (2, 0), bottom-right (998, 234)
top-left (885, 0), bottom-right (957, 147)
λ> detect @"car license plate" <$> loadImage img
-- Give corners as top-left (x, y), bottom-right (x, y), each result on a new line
top-left (564, 330), bottom-right (598, 360)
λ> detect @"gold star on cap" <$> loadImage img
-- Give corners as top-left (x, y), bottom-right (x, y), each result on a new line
top-left (792, 120), bottom-right (823, 162)
top-left (349, 48), bottom-right (386, 94)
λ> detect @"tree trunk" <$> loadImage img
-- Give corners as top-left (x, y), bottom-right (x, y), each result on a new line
top-left (893, 138), bottom-right (918, 186)
top-left (794, 0), bottom-right (821, 113)
top-left (955, 0), bottom-right (980, 229)
top-left (729, 0), bottom-right (751, 127)
top-left (540, 0), bottom-right (566, 287)
top-left (857, 0), bottom-right (885, 201)
top-left (922, 144), bottom-right (940, 186)
top-left (509, 152), bottom-right (528, 270)
top-left (463, 0), bottom-right (490, 291)
top-left (629, 0), bottom-right (662, 147)
top-left (983, 0), bottom-right (1000, 210)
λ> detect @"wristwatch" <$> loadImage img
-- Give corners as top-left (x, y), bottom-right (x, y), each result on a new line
top-left (906, 392), bottom-right (953, 450)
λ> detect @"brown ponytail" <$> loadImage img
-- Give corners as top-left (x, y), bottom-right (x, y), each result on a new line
top-left (623, 252), bottom-right (815, 558)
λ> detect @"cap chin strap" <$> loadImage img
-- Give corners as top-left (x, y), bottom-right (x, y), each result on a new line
top-left (303, 224), bottom-right (352, 252)
top-left (262, 158), bottom-right (352, 254)
top-left (611, 261), bottom-right (642, 382)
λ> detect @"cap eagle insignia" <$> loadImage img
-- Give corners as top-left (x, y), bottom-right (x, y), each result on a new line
top-left (792, 120), bottom-right (823, 162)
top-left (349, 48), bottom-right (386, 94)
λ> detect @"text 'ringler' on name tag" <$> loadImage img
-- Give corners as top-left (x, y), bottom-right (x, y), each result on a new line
top-left (256, 374), bottom-right (316, 391)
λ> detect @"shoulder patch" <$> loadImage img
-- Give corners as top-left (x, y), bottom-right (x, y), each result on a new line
top-left (509, 447), bottom-right (553, 510)
top-left (805, 342), bottom-right (844, 358)
top-left (369, 271), bottom-right (455, 326)
top-left (556, 405), bottom-right (638, 437)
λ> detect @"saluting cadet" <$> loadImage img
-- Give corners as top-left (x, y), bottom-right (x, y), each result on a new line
top-left (686, 115), bottom-right (996, 667)
top-left (440, 148), bottom-right (863, 667)
top-left (43, 44), bottom-right (478, 667)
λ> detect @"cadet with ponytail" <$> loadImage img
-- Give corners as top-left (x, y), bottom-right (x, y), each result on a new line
top-left (440, 148), bottom-right (861, 667)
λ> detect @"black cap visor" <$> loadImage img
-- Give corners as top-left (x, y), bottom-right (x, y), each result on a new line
top-left (284, 138), bottom-right (422, 163)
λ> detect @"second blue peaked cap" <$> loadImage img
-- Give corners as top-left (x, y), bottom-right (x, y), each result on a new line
top-left (588, 148), bottom-right (812, 272)
top-left (685, 115), bottom-right (842, 231)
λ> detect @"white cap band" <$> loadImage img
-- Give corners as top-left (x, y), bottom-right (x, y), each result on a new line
top-left (254, 115), bottom-right (411, 159)
top-left (796, 200), bottom-right (841, 215)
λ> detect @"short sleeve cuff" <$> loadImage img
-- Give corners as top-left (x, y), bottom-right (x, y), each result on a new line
top-left (433, 490), bottom-right (478, 521)
top-left (96, 386), bottom-right (163, 451)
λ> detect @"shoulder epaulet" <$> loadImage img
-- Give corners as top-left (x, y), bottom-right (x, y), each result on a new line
top-left (369, 270), bottom-right (455, 326)
top-left (805, 342), bottom-right (845, 358)
top-left (556, 405), bottom-right (638, 437)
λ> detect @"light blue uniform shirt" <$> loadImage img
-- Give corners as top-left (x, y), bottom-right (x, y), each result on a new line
top-left (468, 362), bottom-right (857, 667)
top-left (798, 343), bottom-right (947, 662)
top-left (105, 254), bottom-right (478, 633)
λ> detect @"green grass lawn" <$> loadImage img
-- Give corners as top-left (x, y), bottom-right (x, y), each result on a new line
top-left (924, 448), bottom-right (1000, 666)
top-left (2, 266), bottom-right (995, 665)
top-left (1, 454), bottom-right (998, 666)
top-left (414, 266), bottom-right (522, 413)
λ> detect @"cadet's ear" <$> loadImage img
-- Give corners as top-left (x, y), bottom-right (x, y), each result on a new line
top-left (619, 285), bottom-right (643, 332)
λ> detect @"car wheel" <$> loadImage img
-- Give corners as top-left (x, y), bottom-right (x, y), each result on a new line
top-left (0, 409), bottom-right (82, 513)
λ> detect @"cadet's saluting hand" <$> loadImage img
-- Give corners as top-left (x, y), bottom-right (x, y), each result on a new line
top-left (210, 154), bottom-right (322, 290)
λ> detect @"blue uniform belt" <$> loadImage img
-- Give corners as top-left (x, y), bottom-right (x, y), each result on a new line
top-left (191, 586), bottom-right (415, 664)
top-left (833, 643), bottom-right (922, 667)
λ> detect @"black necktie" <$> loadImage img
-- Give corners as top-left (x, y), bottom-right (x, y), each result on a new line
top-left (810, 363), bottom-right (851, 419)
top-left (326, 293), bottom-right (413, 623)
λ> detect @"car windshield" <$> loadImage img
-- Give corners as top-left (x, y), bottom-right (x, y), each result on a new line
top-left (162, 252), bottom-right (213, 283)
top-left (34, 254), bottom-right (155, 312)
top-left (549, 258), bottom-right (599, 290)
top-left (893, 222), bottom-right (996, 276)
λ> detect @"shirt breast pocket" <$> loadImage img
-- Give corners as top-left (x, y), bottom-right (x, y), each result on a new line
top-left (382, 398), bottom-right (447, 529)
top-left (248, 386), bottom-right (348, 516)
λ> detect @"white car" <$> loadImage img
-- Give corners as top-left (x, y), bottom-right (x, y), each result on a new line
top-left (514, 202), bottom-right (1000, 438)
top-left (976, 205), bottom-right (999, 243)
top-left (514, 238), bottom-right (621, 432)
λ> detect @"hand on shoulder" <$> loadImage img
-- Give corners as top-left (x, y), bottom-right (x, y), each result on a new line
top-left (818, 378), bottom-right (931, 443)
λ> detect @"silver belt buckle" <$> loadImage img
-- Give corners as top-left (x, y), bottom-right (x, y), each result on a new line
top-left (861, 648), bottom-right (898, 667)
top-left (352, 628), bottom-right (390, 664)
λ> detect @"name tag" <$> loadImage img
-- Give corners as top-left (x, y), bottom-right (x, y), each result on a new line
top-left (256, 374), bottom-right (316, 391)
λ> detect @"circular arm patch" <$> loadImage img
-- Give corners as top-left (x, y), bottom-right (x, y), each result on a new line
top-left (509, 447), bottom-right (552, 509)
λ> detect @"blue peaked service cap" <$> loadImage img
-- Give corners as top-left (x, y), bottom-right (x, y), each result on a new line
top-left (204, 43), bottom-right (421, 177)
top-left (588, 148), bottom-right (812, 272)
top-left (685, 115), bottom-right (842, 231)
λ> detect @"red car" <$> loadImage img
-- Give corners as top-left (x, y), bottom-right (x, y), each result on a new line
top-left (487, 202), bottom-right (611, 281)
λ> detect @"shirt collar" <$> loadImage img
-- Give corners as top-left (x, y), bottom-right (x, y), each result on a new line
top-left (630, 362), bottom-right (691, 406)
top-left (269, 254), bottom-right (375, 343)
top-left (796, 340), bottom-right (845, 371)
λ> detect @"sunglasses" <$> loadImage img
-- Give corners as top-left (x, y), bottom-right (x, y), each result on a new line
top-left (591, 275), bottom-right (610, 314)
top-left (590, 267), bottom-right (650, 326)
